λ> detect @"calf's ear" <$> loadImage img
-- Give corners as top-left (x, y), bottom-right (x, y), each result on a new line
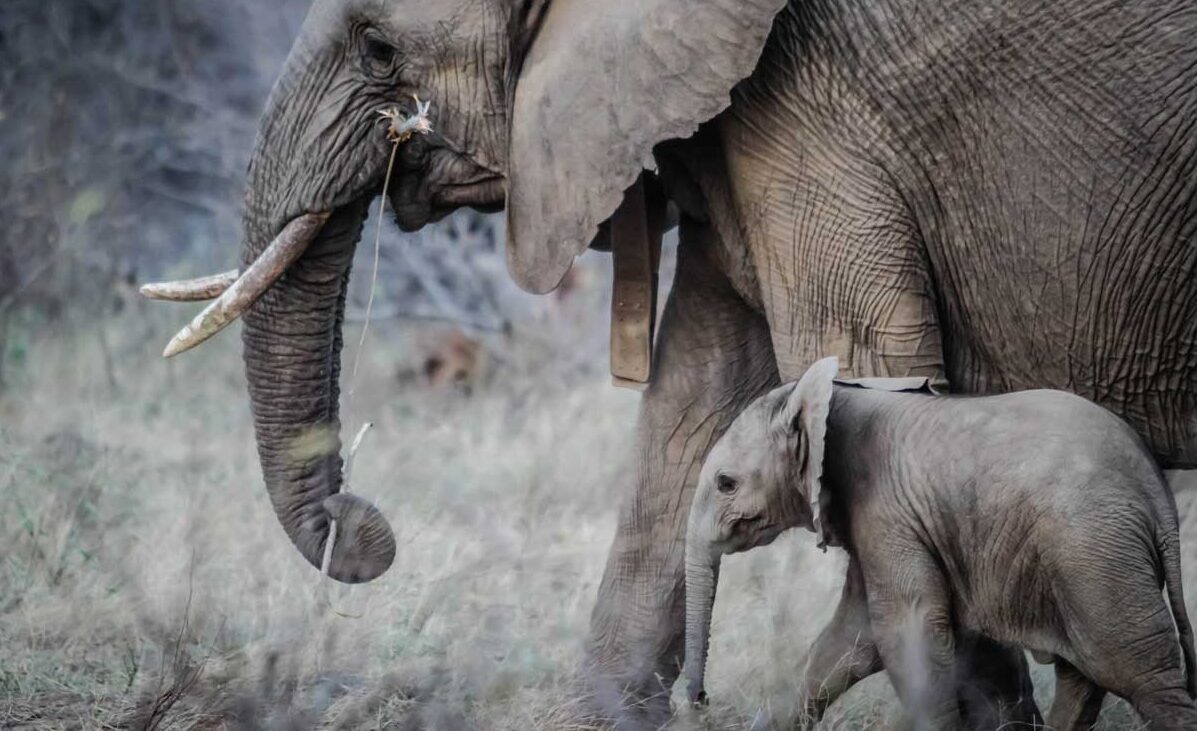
top-left (773, 357), bottom-right (839, 549)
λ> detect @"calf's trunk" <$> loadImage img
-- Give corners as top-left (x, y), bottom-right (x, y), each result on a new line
top-left (684, 528), bottom-right (721, 706)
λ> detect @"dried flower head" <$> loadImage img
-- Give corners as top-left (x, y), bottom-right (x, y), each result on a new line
top-left (379, 95), bottom-right (433, 143)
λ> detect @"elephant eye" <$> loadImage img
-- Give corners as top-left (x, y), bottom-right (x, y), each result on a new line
top-left (716, 475), bottom-right (737, 495)
top-left (361, 33), bottom-right (399, 77)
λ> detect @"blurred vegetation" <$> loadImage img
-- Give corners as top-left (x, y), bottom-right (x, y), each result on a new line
top-left (0, 0), bottom-right (307, 307)
top-left (0, 0), bottom-right (306, 393)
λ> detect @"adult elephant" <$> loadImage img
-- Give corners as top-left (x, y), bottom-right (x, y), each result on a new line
top-left (147, 0), bottom-right (1197, 726)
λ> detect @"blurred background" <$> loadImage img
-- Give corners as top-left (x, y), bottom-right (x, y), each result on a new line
top-left (0, 1), bottom-right (1168, 729)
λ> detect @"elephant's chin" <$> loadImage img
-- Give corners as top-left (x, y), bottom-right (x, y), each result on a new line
top-left (433, 178), bottom-right (506, 210)
top-left (390, 197), bottom-right (433, 232)
top-left (386, 187), bottom-right (473, 230)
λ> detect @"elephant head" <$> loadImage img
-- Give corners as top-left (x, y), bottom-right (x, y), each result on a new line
top-left (147, 0), bottom-right (788, 584)
top-left (684, 356), bottom-right (838, 705)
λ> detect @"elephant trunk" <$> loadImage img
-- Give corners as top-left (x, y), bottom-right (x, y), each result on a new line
top-left (237, 53), bottom-right (396, 584)
top-left (684, 518), bottom-right (721, 706)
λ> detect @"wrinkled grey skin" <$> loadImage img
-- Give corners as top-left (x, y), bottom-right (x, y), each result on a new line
top-left (686, 358), bottom-right (1197, 730)
top-left (238, 0), bottom-right (517, 584)
top-left (232, 0), bottom-right (1197, 724)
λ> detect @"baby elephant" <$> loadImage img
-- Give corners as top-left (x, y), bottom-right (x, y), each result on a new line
top-left (684, 357), bottom-right (1197, 730)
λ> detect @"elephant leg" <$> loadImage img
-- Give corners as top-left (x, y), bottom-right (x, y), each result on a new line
top-left (1131, 687), bottom-right (1197, 730)
top-left (1055, 559), bottom-right (1197, 730)
top-left (585, 218), bottom-right (779, 727)
top-left (867, 558), bottom-right (961, 731)
top-left (1047, 658), bottom-right (1105, 730)
top-left (953, 634), bottom-right (1043, 729)
top-left (797, 557), bottom-right (882, 729)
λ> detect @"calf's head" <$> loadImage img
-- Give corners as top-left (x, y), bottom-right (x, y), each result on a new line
top-left (683, 356), bottom-right (838, 705)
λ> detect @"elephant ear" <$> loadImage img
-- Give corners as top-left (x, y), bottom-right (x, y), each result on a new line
top-left (505, 0), bottom-right (787, 293)
top-left (774, 357), bottom-right (840, 550)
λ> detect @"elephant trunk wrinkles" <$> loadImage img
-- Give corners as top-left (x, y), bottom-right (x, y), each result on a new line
top-left (684, 520), bottom-right (720, 706)
top-left (237, 61), bottom-right (395, 584)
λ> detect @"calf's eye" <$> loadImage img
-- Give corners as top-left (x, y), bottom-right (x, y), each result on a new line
top-left (717, 475), bottom-right (737, 494)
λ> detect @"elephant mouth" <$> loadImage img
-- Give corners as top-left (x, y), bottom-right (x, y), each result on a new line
top-left (725, 517), bottom-right (785, 553)
top-left (433, 177), bottom-right (505, 211)
top-left (386, 172), bottom-right (504, 232)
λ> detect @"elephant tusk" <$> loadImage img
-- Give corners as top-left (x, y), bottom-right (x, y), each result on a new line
top-left (160, 211), bottom-right (331, 358)
top-left (140, 270), bottom-right (239, 301)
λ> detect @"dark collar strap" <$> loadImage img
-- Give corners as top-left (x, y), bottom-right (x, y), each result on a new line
top-left (609, 175), bottom-right (664, 389)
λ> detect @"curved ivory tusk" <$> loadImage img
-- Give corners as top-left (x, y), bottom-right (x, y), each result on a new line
top-left (140, 270), bottom-right (239, 302)
top-left (161, 212), bottom-right (331, 358)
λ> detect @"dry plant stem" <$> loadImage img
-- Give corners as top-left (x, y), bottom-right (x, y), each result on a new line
top-left (344, 99), bottom-right (430, 428)
top-left (322, 421), bottom-right (374, 580)
top-left (320, 518), bottom-right (338, 579)
top-left (161, 212), bottom-right (330, 357)
top-left (346, 139), bottom-right (400, 427)
top-left (139, 270), bottom-right (238, 301)
top-left (343, 421), bottom-right (374, 491)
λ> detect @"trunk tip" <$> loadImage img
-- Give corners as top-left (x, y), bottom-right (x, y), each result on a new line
top-left (321, 492), bottom-right (396, 583)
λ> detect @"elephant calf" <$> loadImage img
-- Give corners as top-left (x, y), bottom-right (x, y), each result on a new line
top-left (684, 357), bottom-right (1197, 730)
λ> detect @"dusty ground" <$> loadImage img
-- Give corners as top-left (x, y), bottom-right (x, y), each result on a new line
top-left (1, 280), bottom-right (1190, 729)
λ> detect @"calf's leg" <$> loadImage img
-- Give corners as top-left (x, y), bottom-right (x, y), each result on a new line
top-left (953, 634), bottom-right (1043, 729)
top-left (797, 557), bottom-right (882, 728)
top-left (1047, 658), bottom-right (1105, 730)
top-left (865, 556), bottom-right (962, 731)
top-left (1058, 556), bottom-right (1197, 730)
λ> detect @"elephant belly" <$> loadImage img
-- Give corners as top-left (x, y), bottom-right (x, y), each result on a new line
top-left (944, 315), bottom-right (1197, 468)
top-left (718, 118), bottom-right (950, 390)
top-left (955, 587), bottom-right (1070, 666)
top-left (918, 109), bottom-right (1197, 465)
top-left (863, 3), bottom-right (1197, 468)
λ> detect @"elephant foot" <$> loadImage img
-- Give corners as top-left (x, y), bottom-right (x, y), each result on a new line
top-left (954, 637), bottom-right (1043, 730)
top-left (583, 654), bottom-right (675, 731)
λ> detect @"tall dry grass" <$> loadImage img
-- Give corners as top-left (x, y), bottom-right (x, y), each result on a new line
top-left (1, 261), bottom-right (627, 729)
top-left (0, 267), bottom-right (1187, 729)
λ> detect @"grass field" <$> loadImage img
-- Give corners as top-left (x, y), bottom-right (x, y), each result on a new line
top-left (0, 283), bottom-right (1189, 729)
